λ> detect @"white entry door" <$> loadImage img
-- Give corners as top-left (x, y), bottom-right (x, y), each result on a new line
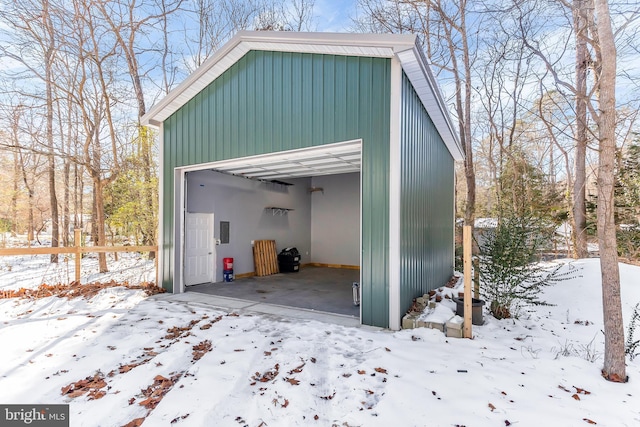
top-left (184, 213), bottom-right (215, 286)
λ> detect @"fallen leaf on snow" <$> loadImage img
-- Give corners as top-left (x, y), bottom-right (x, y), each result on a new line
top-left (488, 403), bottom-right (496, 412)
top-left (170, 414), bottom-right (190, 424)
top-left (583, 418), bottom-right (597, 424)
top-left (320, 391), bottom-right (336, 400)
top-left (251, 364), bottom-right (280, 383)
top-left (574, 386), bottom-right (591, 395)
top-left (285, 377), bottom-right (300, 385)
top-left (374, 367), bottom-right (387, 374)
top-left (122, 418), bottom-right (145, 427)
top-left (61, 373), bottom-right (107, 400)
top-left (288, 363), bottom-right (305, 374)
top-left (192, 340), bottom-right (212, 361)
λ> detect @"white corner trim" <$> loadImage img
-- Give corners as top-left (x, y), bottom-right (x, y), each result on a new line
top-left (175, 169), bottom-right (186, 294)
top-left (388, 57), bottom-right (403, 331)
top-left (157, 124), bottom-right (164, 289)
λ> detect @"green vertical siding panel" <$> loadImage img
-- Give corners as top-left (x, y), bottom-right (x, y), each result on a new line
top-left (323, 56), bottom-right (335, 143)
top-left (359, 57), bottom-right (390, 327)
top-left (334, 56), bottom-right (347, 138)
top-left (276, 52), bottom-right (294, 150)
top-left (399, 72), bottom-right (455, 317)
top-left (301, 54), bottom-right (313, 146)
top-left (161, 52), bottom-right (391, 327)
top-left (230, 62), bottom-right (239, 159)
top-left (237, 57), bottom-right (247, 156)
top-left (272, 52), bottom-right (283, 148)
top-left (246, 56), bottom-right (256, 151)
top-left (290, 53), bottom-right (302, 146)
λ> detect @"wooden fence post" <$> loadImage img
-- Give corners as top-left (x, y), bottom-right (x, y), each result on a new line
top-left (74, 229), bottom-right (81, 284)
top-left (463, 225), bottom-right (473, 338)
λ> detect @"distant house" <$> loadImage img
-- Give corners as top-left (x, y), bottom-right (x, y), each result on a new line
top-left (142, 31), bottom-right (463, 329)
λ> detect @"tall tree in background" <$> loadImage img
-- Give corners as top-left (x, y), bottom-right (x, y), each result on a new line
top-left (42, 0), bottom-right (60, 262)
top-left (593, 0), bottom-right (625, 382)
top-left (573, 0), bottom-right (591, 258)
top-left (0, 0), bottom-right (63, 259)
top-left (95, 0), bottom-right (182, 259)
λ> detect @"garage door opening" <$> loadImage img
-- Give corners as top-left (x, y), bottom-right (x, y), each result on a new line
top-left (178, 140), bottom-right (362, 319)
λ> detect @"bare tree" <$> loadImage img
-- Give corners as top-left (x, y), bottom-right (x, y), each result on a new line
top-left (572, 0), bottom-right (591, 258)
top-left (593, 0), bottom-right (625, 382)
top-left (355, 0), bottom-right (477, 230)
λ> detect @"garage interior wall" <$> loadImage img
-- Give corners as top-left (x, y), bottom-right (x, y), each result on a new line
top-left (310, 173), bottom-right (360, 266)
top-left (186, 170), bottom-right (360, 282)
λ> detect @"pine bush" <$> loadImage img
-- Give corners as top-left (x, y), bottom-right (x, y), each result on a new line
top-left (478, 215), bottom-right (564, 319)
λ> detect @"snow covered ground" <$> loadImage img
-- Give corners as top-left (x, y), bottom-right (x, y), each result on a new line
top-left (1, 256), bottom-right (639, 426)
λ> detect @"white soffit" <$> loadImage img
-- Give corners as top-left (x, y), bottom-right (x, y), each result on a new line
top-left (396, 49), bottom-right (463, 161)
top-left (198, 140), bottom-right (362, 181)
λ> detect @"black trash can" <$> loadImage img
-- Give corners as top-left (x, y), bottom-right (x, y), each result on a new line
top-left (278, 247), bottom-right (301, 273)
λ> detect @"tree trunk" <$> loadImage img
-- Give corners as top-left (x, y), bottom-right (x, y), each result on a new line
top-left (11, 151), bottom-right (19, 237)
top-left (572, 0), bottom-right (590, 259)
top-left (43, 0), bottom-right (59, 262)
top-left (95, 179), bottom-right (108, 273)
top-left (594, 0), bottom-right (626, 382)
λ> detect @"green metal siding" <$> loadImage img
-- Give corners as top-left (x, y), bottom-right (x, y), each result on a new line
top-left (399, 71), bottom-right (455, 317)
top-left (162, 51), bottom-right (391, 327)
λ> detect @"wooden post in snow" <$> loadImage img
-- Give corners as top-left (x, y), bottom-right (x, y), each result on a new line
top-left (74, 229), bottom-right (82, 284)
top-left (463, 225), bottom-right (472, 338)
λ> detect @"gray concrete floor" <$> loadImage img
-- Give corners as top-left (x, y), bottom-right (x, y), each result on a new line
top-left (187, 266), bottom-right (360, 317)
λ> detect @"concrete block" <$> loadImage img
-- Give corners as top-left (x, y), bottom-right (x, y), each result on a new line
top-left (445, 315), bottom-right (464, 338)
top-left (427, 321), bottom-right (445, 332)
top-left (446, 327), bottom-right (464, 338)
top-left (402, 314), bottom-right (416, 329)
top-left (415, 319), bottom-right (445, 332)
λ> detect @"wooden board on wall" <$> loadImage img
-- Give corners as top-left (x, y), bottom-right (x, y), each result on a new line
top-left (253, 240), bottom-right (279, 276)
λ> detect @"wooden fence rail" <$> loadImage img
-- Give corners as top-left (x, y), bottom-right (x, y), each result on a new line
top-left (0, 230), bottom-right (158, 285)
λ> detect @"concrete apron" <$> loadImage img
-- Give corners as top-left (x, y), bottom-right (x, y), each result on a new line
top-left (152, 292), bottom-right (366, 328)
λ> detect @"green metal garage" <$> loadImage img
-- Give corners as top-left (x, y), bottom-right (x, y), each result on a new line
top-left (141, 31), bottom-right (463, 329)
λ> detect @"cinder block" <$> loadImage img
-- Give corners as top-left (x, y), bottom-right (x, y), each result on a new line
top-left (427, 321), bottom-right (445, 332)
top-left (446, 327), bottom-right (464, 338)
top-left (402, 314), bottom-right (416, 329)
top-left (445, 316), bottom-right (464, 338)
top-left (416, 319), bottom-right (428, 328)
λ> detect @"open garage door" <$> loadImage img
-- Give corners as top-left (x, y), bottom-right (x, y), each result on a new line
top-left (206, 140), bottom-right (361, 179)
top-left (178, 140), bottom-right (362, 318)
